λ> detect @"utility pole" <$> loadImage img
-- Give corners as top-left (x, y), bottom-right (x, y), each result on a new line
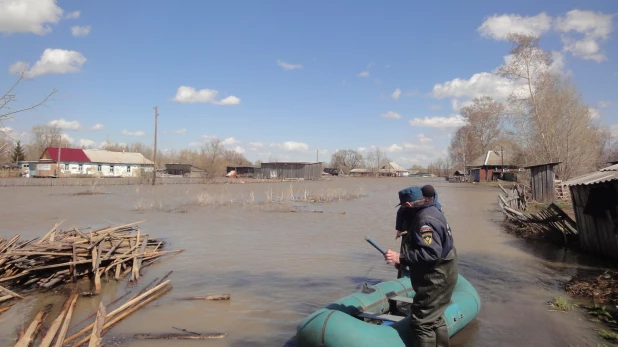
top-left (152, 106), bottom-right (158, 185)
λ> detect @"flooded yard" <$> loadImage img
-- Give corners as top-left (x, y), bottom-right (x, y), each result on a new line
top-left (0, 177), bottom-right (611, 346)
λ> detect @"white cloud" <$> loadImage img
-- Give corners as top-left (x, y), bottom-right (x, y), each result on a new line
top-left (188, 141), bottom-right (202, 147)
top-left (611, 124), bottom-right (618, 138)
top-left (478, 10), bottom-right (614, 63)
top-left (172, 128), bottom-right (186, 134)
top-left (122, 130), bottom-right (145, 136)
top-left (271, 141), bottom-right (309, 152)
top-left (358, 71), bottom-right (369, 78)
top-left (172, 86), bottom-right (241, 105)
top-left (9, 48), bottom-right (87, 77)
top-left (49, 118), bottom-right (80, 130)
top-left (90, 124), bottom-right (104, 131)
top-left (380, 111), bottom-right (402, 120)
top-left (202, 134), bottom-right (218, 140)
top-left (77, 139), bottom-right (95, 147)
top-left (588, 108), bottom-right (600, 119)
top-left (234, 146), bottom-right (245, 154)
top-left (409, 115), bottom-right (467, 128)
top-left (0, 127), bottom-right (13, 134)
top-left (599, 101), bottom-right (612, 108)
top-left (221, 137), bottom-right (239, 145)
top-left (386, 144), bottom-right (403, 153)
top-left (249, 142), bottom-right (264, 147)
top-left (64, 11), bottom-right (80, 19)
top-left (432, 72), bottom-right (517, 101)
top-left (417, 133), bottom-right (432, 143)
top-left (61, 133), bottom-right (74, 144)
top-left (429, 104), bottom-right (442, 110)
top-left (277, 60), bottom-right (303, 70)
top-left (0, 0), bottom-right (64, 35)
top-left (478, 13), bottom-right (553, 40)
top-left (391, 88), bottom-right (402, 100)
top-left (71, 25), bottom-right (91, 37)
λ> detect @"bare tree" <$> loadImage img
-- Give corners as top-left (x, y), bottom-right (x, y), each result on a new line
top-left (497, 33), bottom-right (554, 162)
top-left (330, 149), bottom-right (364, 173)
top-left (448, 126), bottom-right (479, 169)
top-left (27, 124), bottom-right (70, 160)
top-left (1, 64), bottom-right (57, 127)
top-left (496, 33), bottom-right (606, 179)
top-left (366, 147), bottom-right (389, 175)
top-left (460, 96), bottom-right (504, 155)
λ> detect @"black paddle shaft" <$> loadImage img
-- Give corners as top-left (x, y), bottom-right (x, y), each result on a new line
top-left (364, 236), bottom-right (387, 255)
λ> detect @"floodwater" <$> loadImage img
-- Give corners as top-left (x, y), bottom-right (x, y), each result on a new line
top-left (0, 177), bottom-right (612, 346)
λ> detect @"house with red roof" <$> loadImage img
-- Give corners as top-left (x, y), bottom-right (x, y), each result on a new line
top-left (36, 147), bottom-right (154, 177)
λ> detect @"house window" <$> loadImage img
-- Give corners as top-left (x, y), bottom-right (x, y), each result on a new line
top-left (78, 164), bottom-right (83, 171)
top-left (97, 165), bottom-right (102, 172)
top-left (110, 165), bottom-right (115, 173)
top-left (127, 166), bottom-right (131, 173)
top-left (64, 164), bottom-right (69, 170)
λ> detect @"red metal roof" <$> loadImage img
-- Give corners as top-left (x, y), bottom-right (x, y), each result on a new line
top-left (43, 147), bottom-right (91, 162)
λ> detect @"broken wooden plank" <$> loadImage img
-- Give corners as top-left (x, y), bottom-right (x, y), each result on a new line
top-left (133, 333), bottom-right (226, 340)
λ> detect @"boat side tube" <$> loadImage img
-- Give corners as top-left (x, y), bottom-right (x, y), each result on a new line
top-left (296, 274), bottom-right (480, 347)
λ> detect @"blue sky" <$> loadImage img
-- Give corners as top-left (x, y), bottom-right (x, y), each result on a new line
top-left (1, 0), bottom-right (617, 166)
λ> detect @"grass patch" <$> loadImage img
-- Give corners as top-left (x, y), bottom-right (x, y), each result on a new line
top-left (598, 329), bottom-right (618, 341)
top-left (549, 296), bottom-right (572, 311)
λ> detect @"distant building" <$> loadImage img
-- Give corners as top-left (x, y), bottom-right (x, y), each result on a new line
top-left (35, 147), bottom-right (154, 178)
top-left (166, 163), bottom-right (206, 177)
top-left (226, 165), bottom-right (257, 178)
top-left (380, 162), bottom-right (409, 177)
top-left (466, 150), bottom-right (519, 182)
top-left (257, 162), bottom-right (322, 180)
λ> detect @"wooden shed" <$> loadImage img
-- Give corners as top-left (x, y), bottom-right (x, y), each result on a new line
top-left (564, 164), bottom-right (618, 260)
top-left (257, 162), bottom-right (323, 180)
top-left (524, 162), bottom-right (561, 203)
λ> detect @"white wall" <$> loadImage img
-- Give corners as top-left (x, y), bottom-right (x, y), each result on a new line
top-left (57, 162), bottom-right (151, 177)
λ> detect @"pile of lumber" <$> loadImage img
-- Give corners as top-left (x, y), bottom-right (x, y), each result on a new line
top-left (0, 220), bottom-right (182, 304)
top-left (497, 185), bottom-right (578, 246)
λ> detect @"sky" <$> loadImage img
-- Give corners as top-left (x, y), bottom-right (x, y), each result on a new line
top-left (0, 0), bottom-right (617, 167)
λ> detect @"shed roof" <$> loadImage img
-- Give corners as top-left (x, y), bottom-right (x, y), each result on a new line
top-left (382, 161), bottom-right (408, 172)
top-left (564, 164), bottom-right (618, 186)
top-left (523, 161), bottom-right (562, 169)
top-left (42, 147), bottom-right (91, 162)
top-left (469, 150), bottom-right (515, 167)
top-left (83, 149), bottom-right (153, 165)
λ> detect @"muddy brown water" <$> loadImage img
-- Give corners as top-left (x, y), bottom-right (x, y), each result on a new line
top-left (0, 177), bottom-right (611, 346)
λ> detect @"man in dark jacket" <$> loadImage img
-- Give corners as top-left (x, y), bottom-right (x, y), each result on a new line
top-left (385, 185), bottom-right (458, 347)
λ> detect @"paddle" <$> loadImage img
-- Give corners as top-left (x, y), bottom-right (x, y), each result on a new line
top-left (364, 236), bottom-right (386, 255)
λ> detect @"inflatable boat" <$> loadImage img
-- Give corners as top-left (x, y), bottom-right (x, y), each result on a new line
top-left (295, 273), bottom-right (480, 346)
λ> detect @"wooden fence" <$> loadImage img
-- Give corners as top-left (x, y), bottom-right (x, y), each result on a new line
top-left (0, 177), bottom-right (255, 187)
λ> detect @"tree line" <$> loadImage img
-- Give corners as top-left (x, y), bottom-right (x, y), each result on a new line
top-left (447, 33), bottom-right (615, 181)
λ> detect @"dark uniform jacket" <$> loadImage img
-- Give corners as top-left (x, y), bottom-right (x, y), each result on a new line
top-left (397, 200), bottom-right (458, 326)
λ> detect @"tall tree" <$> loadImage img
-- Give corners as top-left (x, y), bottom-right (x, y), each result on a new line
top-left (330, 149), bottom-right (364, 173)
top-left (1, 64), bottom-right (57, 124)
top-left (497, 33), bottom-right (605, 179)
top-left (459, 96), bottom-right (504, 155)
top-left (11, 141), bottom-right (25, 162)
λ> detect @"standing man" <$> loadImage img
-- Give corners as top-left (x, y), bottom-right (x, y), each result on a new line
top-left (386, 185), bottom-right (458, 347)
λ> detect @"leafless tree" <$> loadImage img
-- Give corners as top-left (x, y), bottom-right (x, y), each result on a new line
top-left (460, 96), bottom-right (504, 155)
top-left (366, 147), bottom-right (389, 175)
top-left (1, 64), bottom-right (57, 128)
top-left (448, 126), bottom-right (479, 170)
top-left (27, 124), bottom-right (70, 160)
top-left (330, 149), bottom-right (364, 173)
top-left (497, 33), bottom-right (555, 162)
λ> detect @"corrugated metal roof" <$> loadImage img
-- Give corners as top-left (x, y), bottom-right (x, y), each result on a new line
top-left (469, 150), bottom-right (514, 167)
top-left (83, 149), bottom-right (153, 165)
top-left (43, 147), bottom-right (91, 162)
top-left (565, 164), bottom-right (618, 186)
